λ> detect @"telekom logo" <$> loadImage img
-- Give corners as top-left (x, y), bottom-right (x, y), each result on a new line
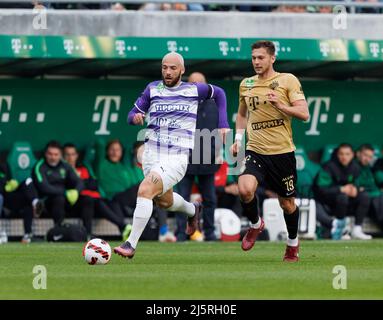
top-left (92, 96), bottom-right (121, 135)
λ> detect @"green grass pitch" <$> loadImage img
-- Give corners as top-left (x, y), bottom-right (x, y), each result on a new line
top-left (0, 240), bottom-right (382, 299)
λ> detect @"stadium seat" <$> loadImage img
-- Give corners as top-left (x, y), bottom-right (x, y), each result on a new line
top-left (262, 198), bottom-right (317, 241)
top-left (320, 144), bottom-right (338, 164)
top-left (83, 143), bottom-right (96, 169)
top-left (372, 144), bottom-right (381, 165)
top-left (214, 208), bottom-right (241, 241)
top-left (295, 146), bottom-right (320, 198)
top-left (6, 141), bottom-right (36, 183)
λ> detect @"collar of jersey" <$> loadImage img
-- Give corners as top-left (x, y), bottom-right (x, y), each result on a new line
top-left (163, 81), bottom-right (183, 89)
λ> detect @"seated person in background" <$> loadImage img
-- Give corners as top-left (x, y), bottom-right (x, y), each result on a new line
top-left (373, 155), bottom-right (383, 191)
top-left (94, 139), bottom-right (143, 217)
top-left (0, 162), bottom-right (43, 243)
top-left (32, 141), bottom-right (84, 230)
top-left (140, 2), bottom-right (187, 10)
top-left (355, 144), bottom-right (383, 231)
top-left (63, 143), bottom-right (132, 240)
top-left (313, 143), bottom-right (372, 240)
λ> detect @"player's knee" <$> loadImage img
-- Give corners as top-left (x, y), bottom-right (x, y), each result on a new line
top-left (280, 199), bottom-right (296, 214)
top-left (137, 182), bottom-right (156, 199)
top-left (238, 187), bottom-right (254, 203)
top-left (154, 197), bottom-right (172, 209)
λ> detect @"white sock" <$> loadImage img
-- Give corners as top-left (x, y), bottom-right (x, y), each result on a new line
top-left (32, 199), bottom-right (39, 207)
top-left (250, 219), bottom-right (262, 229)
top-left (127, 197), bottom-right (153, 249)
top-left (287, 237), bottom-right (299, 247)
top-left (167, 192), bottom-right (195, 217)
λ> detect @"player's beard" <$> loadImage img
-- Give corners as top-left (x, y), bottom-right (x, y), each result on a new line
top-left (162, 71), bottom-right (182, 87)
top-left (255, 65), bottom-right (266, 75)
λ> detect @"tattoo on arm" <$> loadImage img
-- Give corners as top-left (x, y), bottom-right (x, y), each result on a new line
top-left (150, 174), bottom-right (159, 185)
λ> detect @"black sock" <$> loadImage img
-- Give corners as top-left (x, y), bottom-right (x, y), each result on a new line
top-left (284, 206), bottom-right (300, 239)
top-left (241, 195), bottom-right (259, 224)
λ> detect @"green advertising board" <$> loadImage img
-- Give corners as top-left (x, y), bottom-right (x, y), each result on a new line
top-left (0, 79), bottom-right (382, 155)
top-left (1, 35), bottom-right (383, 61)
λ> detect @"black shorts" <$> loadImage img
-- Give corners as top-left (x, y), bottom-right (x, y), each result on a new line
top-left (240, 150), bottom-right (297, 198)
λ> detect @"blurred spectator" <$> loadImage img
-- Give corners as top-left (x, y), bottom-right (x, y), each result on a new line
top-left (63, 143), bottom-right (132, 240)
top-left (355, 0), bottom-right (381, 14)
top-left (94, 139), bottom-right (141, 215)
top-left (174, 72), bottom-right (221, 242)
top-left (111, 2), bottom-right (126, 11)
top-left (32, 141), bottom-right (84, 232)
top-left (273, 5), bottom-right (307, 13)
top-left (140, 2), bottom-right (188, 11)
top-left (1, 162), bottom-right (43, 243)
top-left (0, 1), bottom-right (46, 8)
top-left (313, 143), bottom-right (372, 240)
top-left (188, 3), bottom-right (204, 11)
top-left (355, 144), bottom-right (383, 231)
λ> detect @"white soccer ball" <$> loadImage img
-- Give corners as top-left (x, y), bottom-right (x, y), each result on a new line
top-left (82, 238), bottom-right (112, 265)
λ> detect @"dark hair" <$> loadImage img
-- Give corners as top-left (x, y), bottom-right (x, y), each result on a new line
top-left (44, 140), bottom-right (62, 153)
top-left (336, 142), bottom-right (354, 152)
top-left (251, 40), bottom-right (276, 56)
top-left (63, 143), bottom-right (77, 151)
top-left (357, 143), bottom-right (374, 153)
top-left (106, 139), bottom-right (123, 151)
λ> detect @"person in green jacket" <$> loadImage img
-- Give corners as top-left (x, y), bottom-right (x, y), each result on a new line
top-left (313, 143), bottom-right (371, 240)
top-left (94, 139), bottom-right (143, 217)
top-left (356, 144), bottom-right (383, 231)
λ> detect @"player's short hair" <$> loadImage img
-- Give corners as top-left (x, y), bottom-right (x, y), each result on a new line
top-left (162, 52), bottom-right (185, 68)
top-left (251, 40), bottom-right (276, 56)
top-left (63, 143), bottom-right (77, 151)
top-left (357, 143), bottom-right (374, 153)
top-left (44, 140), bottom-right (62, 152)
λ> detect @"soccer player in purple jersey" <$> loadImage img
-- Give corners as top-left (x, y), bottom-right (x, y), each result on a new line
top-left (114, 52), bottom-right (230, 258)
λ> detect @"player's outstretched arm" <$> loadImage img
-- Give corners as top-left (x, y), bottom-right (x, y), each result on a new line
top-left (210, 85), bottom-right (231, 143)
top-left (127, 85), bottom-right (151, 125)
top-left (197, 83), bottom-right (230, 129)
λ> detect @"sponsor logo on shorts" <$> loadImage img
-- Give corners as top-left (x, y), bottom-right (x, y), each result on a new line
top-left (251, 119), bottom-right (284, 131)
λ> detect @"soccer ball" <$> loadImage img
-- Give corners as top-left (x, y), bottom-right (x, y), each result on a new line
top-left (83, 238), bottom-right (112, 265)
